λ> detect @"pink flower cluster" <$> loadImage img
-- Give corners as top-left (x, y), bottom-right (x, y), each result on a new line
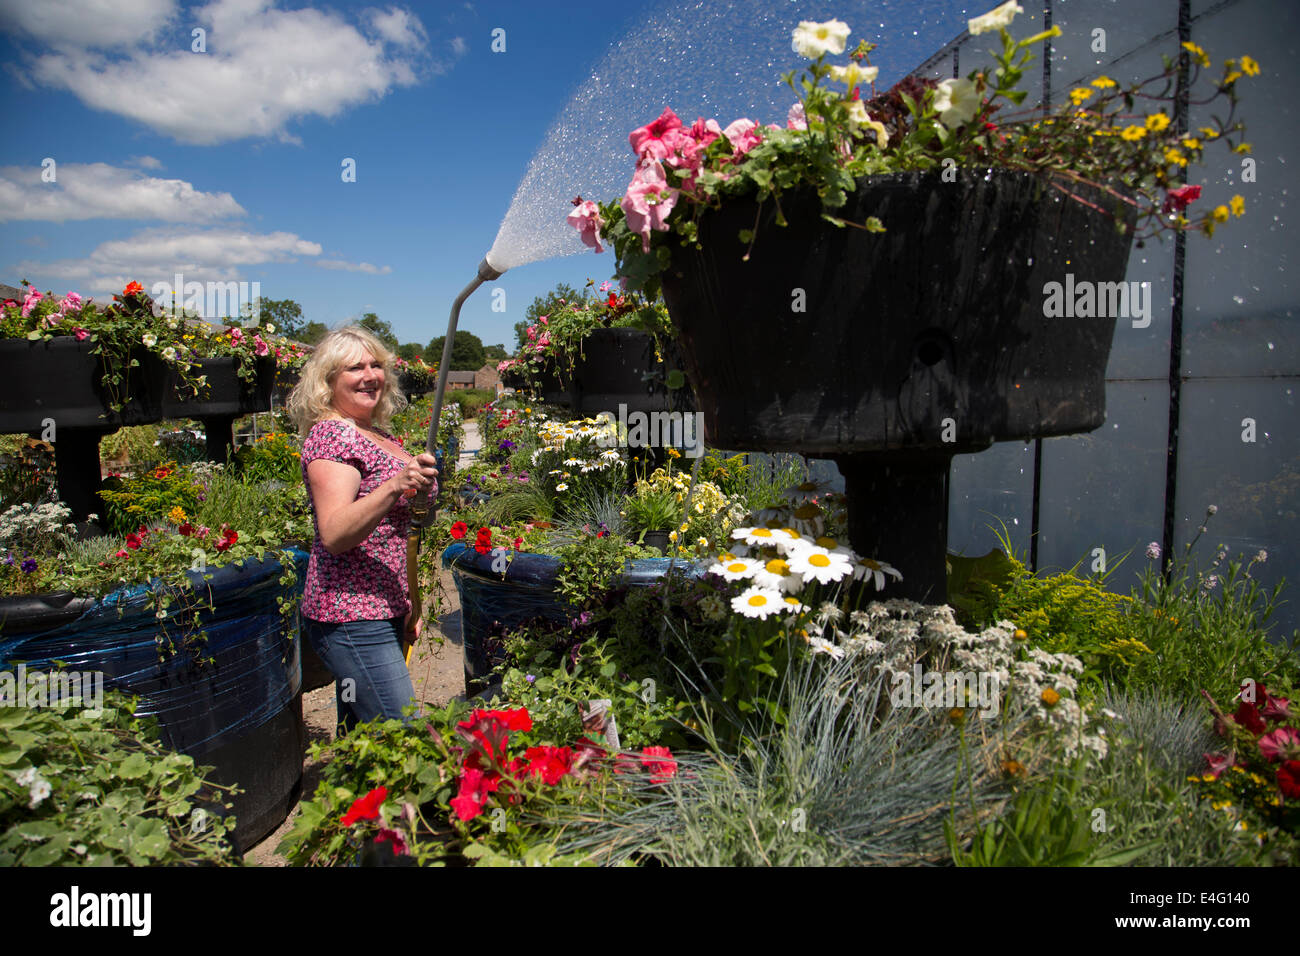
top-left (565, 107), bottom-right (771, 253)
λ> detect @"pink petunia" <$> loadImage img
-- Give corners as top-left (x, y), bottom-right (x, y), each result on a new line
top-left (1203, 751), bottom-right (1235, 779)
top-left (723, 118), bottom-right (763, 157)
top-left (620, 161), bottom-right (679, 253)
top-left (62, 291), bottom-right (83, 312)
top-left (629, 107), bottom-right (693, 164)
top-left (1258, 727), bottom-right (1300, 763)
top-left (21, 286), bottom-right (42, 318)
top-left (566, 199), bottom-right (605, 253)
top-left (787, 102), bottom-right (808, 130)
top-left (72, 327), bottom-right (89, 341)
top-left (253, 334), bottom-right (269, 357)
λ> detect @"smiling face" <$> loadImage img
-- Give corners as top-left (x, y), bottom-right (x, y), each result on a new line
top-left (330, 348), bottom-right (386, 426)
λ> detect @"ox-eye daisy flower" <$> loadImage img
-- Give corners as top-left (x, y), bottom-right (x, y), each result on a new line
top-left (732, 586), bottom-right (786, 619)
top-left (710, 556), bottom-right (761, 581)
top-left (788, 545), bottom-right (853, 585)
top-left (853, 557), bottom-right (903, 590)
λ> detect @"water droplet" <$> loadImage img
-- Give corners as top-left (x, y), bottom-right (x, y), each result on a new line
top-left (1233, 295), bottom-right (1245, 305)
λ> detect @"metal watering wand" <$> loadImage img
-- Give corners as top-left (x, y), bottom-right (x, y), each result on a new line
top-left (402, 255), bottom-right (505, 663)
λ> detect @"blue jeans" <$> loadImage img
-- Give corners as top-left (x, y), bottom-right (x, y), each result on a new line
top-left (303, 615), bottom-right (416, 735)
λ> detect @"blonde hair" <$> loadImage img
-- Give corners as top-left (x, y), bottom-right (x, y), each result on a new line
top-left (287, 326), bottom-right (408, 435)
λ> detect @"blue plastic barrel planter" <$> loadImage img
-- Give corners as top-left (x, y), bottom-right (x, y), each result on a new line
top-left (441, 542), bottom-right (708, 691)
top-left (0, 548), bottom-right (309, 854)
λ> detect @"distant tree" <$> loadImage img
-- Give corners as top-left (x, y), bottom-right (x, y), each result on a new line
top-left (395, 342), bottom-right (423, 362)
top-left (300, 321), bottom-right (330, 345)
top-left (484, 343), bottom-right (507, 361)
top-left (426, 330), bottom-right (486, 371)
top-left (358, 312), bottom-right (399, 349)
top-left (516, 281), bottom-right (581, 350)
top-left (251, 297), bottom-right (305, 338)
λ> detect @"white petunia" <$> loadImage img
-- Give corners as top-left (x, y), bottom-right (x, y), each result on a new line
top-left (731, 586), bottom-right (787, 620)
top-left (829, 62), bottom-right (878, 89)
top-left (791, 18), bottom-right (851, 59)
top-left (933, 78), bottom-right (980, 129)
top-left (968, 1), bottom-right (1023, 36)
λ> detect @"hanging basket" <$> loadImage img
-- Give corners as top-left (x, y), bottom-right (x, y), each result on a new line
top-left (659, 169), bottom-right (1136, 455)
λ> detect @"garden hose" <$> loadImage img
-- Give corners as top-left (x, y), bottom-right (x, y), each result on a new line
top-left (403, 256), bottom-right (505, 664)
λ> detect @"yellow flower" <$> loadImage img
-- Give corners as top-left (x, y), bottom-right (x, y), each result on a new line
top-left (1224, 71), bottom-right (1242, 85)
top-left (1240, 55), bottom-right (1260, 76)
top-left (1230, 194), bottom-right (1245, 217)
top-left (1040, 687), bottom-right (1061, 707)
top-left (167, 506), bottom-right (188, 524)
top-left (1181, 41), bottom-right (1210, 68)
top-left (1198, 126), bottom-right (1220, 139)
top-left (1212, 205), bottom-right (1230, 223)
top-left (1164, 148), bottom-right (1187, 166)
top-left (1013, 628), bottom-right (1029, 642)
top-left (1233, 142), bottom-right (1252, 154)
top-left (1091, 75), bottom-right (1116, 89)
top-left (1181, 137), bottom-right (1201, 150)
top-left (1145, 112), bottom-right (1170, 132)
top-left (1069, 87), bottom-right (1094, 105)
top-left (1120, 125), bottom-right (1146, 141)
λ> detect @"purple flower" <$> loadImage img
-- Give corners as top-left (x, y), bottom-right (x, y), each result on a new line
top-left (525, 674), bottom-right (536, 683)
top-left (1145, 541), bottom-right (1161, 560)
top-left (499, 439), bottom-right (516, 452)
top-left (20, 558), bottom-right (37, 573)
top-left (3, 552), bottom-right (13, 566)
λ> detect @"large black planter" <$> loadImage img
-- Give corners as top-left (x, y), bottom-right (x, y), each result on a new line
top-left (0, 338), bottom-right (170, 526)
top-left (0, 549), bottom-right (310, 855)
top-left (660, 170), bottom-right (1135, 601)
top-left (163, 354), bottom-right (275, 461)
top-left (569, 328), bottom-right (695, 417)
top-left (441, 543), bottom-right (706, 692)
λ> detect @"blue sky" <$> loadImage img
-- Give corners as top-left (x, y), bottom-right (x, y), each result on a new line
top-left (0, 0), bottom-right (978, 352)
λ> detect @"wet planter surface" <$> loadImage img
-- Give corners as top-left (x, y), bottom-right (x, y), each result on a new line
top-left (660, 170), bottom-right (1135, 601)
top-left (569, 328), bottom-right (695, 418)
top-left (441, 542), bottom-right (707, 690)
top-left (0, 548), bottom-right (310, 854)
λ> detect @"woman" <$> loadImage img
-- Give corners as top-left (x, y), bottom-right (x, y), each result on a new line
top-left (286, 326), bottom-right (439, 734)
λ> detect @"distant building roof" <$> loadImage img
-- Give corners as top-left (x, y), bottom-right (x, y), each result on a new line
top-left (446, 371), bottom-right (477, 384)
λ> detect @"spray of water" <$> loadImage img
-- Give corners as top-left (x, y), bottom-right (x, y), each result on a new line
top-left (486, 0), bottom-right (977, 272)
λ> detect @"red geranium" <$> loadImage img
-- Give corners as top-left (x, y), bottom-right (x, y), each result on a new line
top-left (523, 745), bottom-right (572, 785)
top-left (374, 828), bottom-right (407, 856)
top-left (340, 786), bottom-right (388, 827)
top-left (513, 536), bottom-right (524, 551)
top-left (1278, 760), bottom-right (1300, 800)
top-left (124, 532), bottom-right (143, 550)
top-left (1233, 699), bottom-right (1267, 736)
top-left (450, 767), bottom-right (502, 821)
top-left (178, 522), bottom-right (194, 537)
top-left (213, 526), bottom-right (238, 553)
top-left (640, 745), bottom-right (678, 784)
top-left (474, 527), bottom-right (493, 555)
top-left (449, 521), bottom-right (468, 540)
top-left (122, 280), bottom-right (144, 297)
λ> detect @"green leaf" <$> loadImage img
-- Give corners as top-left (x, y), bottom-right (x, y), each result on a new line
top-left (116, 752), bottom-right (150, 779)
top-left (599, 662), bottom-right (617, 679)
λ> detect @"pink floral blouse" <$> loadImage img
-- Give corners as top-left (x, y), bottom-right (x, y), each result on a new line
top-left (300, 419), bottom-right (419, 623)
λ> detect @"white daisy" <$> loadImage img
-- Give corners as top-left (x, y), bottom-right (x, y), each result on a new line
top-left (813, 535), bottom-right (856, 559)
top-left (781, 595), bottom-right (808, 615)
top-left (555, 482), bottom-right (569, 492)
top-left (752, 557), bottom-right (803, 593)
top-left (788, 546), bottom-right (854, 585)
top-left (732, 526), bottom-right (781, 547)
top-left (852, 557), bottom-right (903, 591)
top-left (788, 502), bottom-right (825, 537)
top-left (731, 586), bottom-right (786, 620)
top-left (709, 556), bottom-right (762, 581)
top-left (808, 636), bottom-right (845, 659)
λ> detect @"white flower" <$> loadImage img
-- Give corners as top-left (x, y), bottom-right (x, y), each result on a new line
top-left (141, 333), bottom-right (157, 348)
top-left (852, 557), bottom-right (903, 591)
top-left (784, 480), bottom-right (827, 504)
top-left (968, 1), bottom-right (1023, 36)
top-left (808, 636), bottom-right (845, 659)
top-left (752, 557), bottom-right (803, 593)
top-left (781, 595), bottom-right (808, 615)
top-left (933, 78), bottom-right (980, 129)
top-left (14, 767), bottom-right (37, 787)
top-left (788, 546), bottom-right (854, 585)
top-left (787, 102), bottom-right (808, 130)
top-left (731, 526), bottom-right (781, 548)
top-left (829, 62), bottom-right (879, 89)
top-left (162, 346), bottom-right (177, 361)
top-left (791, 18), bottom-right (851, 59)
top-left (28, 776), bottom-right (51, 809)
top-left (264, 323), bottom-right (276, 334)
top-left (731, 586), bottom-right (787, 620)
top-left (709, 556), bottom-right (761, 582)
top-left (554, 482), bottom-right (569, 492)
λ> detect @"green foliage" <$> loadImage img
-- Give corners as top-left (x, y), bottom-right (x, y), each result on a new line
top-left (555, 533), bottom-right (637, 612)
top-left (231, 431), bottom-right (302, 485)
top-left (622, 485), bottom-right (681, 541)
top-left (251, 297), bottom-right (304, 339)
top-left (0, 692), bottom-right (239, 866)
top-left (519, 282), bottom-right (581, 350)
top-left (448, 387), bottom-right (495, 419)
top-left (358, 312), bottom-right (398, 349)
top-left (300, 320), bottom-right (329, 345)
top-left (427, 330), bottom-right (486, 371)
top-left (99, 424), bottom-right (164, 470)
top-left (99, 461), bottom-right (204, 536)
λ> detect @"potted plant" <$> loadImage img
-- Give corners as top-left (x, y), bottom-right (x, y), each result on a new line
top-left (568, 6), bottom-right (1254, 600)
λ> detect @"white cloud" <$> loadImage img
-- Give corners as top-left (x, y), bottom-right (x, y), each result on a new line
top-left (316, 259), bottom-right (393, 275)
top-left (0, 162), bottom-right (245, 223)
top-left (0, 0), bottom-right (178, 50)
top-left (450, 36), bottom-right (467, 56)
top-left (10, 0), bottom-right (434, 145)
top-left (17, 226), bottom-right (322, 294)
top-left (127, 155), bottom-right (164, 169)
top-left (365, 6), bottom-right (428, 50)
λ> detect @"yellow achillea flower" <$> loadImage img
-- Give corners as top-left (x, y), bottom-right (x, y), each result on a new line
top-left (1121, 125), bottom-right (1146, 141)
top-left (1230, 195), bottom-right (1245, 217)
top-left (1213, 205), bottom-right (1231, 223)
top-left (1164, 148), bottom-right (1187, 166)
top-left (1182, 137), bottom-right (1201, 150)
top-left (1182, 41), bottom-right (1211, 67)
top-left (1069, 87), bottom-right (1094, 105)
top-left (1091, 75), bottom-right (1117, 89)
top-left (1241, 55), bottom-right (1260, 76)
top-left (167, 506), bottom-right (188, 525)
top-left (1145, 112), bottom-right (1171, 132)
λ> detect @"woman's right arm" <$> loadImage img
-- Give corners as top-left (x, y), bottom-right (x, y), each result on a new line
top-left (307, 454), bottom-right (440, 555)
